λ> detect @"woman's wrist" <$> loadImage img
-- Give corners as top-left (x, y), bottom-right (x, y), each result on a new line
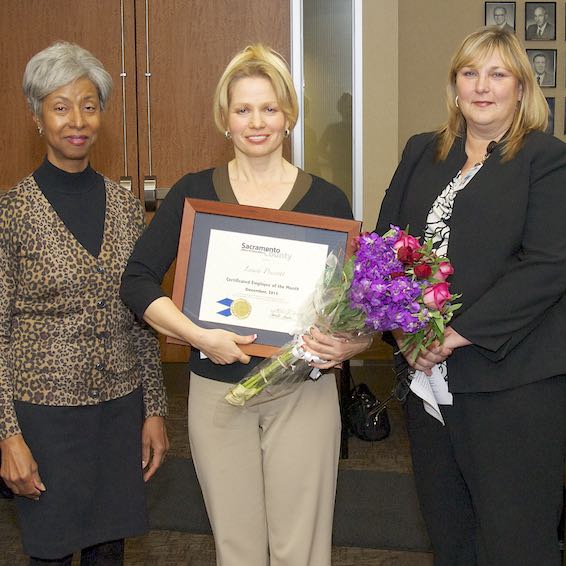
top-left (186, 324), bottom-right (207, 351)
top-left (444, 326), bottom-right (472, 349)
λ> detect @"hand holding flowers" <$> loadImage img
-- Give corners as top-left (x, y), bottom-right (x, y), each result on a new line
top-left (301, 326), bottom-right (374, 370)
top-left (386, 229), bottom-right (461, 362)
top-left (225, 225), bottom-right (462, 406)
top-left (393, 328), bottom-right (451, 375)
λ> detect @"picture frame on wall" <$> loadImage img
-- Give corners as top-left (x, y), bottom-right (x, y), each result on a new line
top-left (525, 2), bottom-right (556, 40)
top-left (485, 2), bottom-right (516, 31)
top-left (545, 97), bottom-right (555, 134)
top-left (527, 49), bottom-right (557, 87)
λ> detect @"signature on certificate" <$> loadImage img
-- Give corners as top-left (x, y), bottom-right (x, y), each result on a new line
top-left (270, 307), bottom-right (295, 321)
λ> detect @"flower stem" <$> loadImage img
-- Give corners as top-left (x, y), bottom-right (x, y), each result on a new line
top-left (224, 345), bottom-right (300, 406)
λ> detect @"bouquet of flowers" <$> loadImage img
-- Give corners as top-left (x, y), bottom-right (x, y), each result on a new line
top-left (224, 225), bottom-right (461, 406)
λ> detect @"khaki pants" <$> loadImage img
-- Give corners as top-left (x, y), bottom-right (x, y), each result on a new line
top-left (188, 372), bottom-right (341, 566)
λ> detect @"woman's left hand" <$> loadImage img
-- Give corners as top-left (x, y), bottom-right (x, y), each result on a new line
top-left (141, 416), bottom-right (169, 482)
top-left (301, 326), bottom-right (374, 370)
top-left (396, 326), bottom-right (471, 376)
top-left (442, 326), bottom-right (472, 349)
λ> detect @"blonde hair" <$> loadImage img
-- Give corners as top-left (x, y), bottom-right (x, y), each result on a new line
top-left (213, 44), bottom-right (298, 133)
top-left (436, 27), bottom-right (548, 161)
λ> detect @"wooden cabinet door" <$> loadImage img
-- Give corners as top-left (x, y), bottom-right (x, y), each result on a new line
top-left (0, 0), bottom-right (290, 361)
top-left (0, 0), bottom-right (139, 192)
top-left (136, 0), bottom-right (290, 361)
top-left (134, 0), bottom-right (290, 189)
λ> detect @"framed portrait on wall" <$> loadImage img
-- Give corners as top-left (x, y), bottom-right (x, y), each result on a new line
top-left (545, 97), bottom-right (555, 134)
top-left (525, 3), bottom-right (556, 40)
top-left (527, 49), bottom-right (557, 87)
top-left (485, 2), bottom-right (516, 31)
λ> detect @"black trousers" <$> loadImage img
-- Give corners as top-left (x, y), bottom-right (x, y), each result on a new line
top-left (406, 374), bottom-right (566, 566)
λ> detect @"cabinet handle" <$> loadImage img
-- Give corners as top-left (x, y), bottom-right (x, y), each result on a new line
top-left (119, 176), bottom-right (132, 191)
top-left (144, 176), bottom-right (157, 211)
top-left (143, 0), bottom-right (154, 178)
top-left (119, 0), bottom-right (130, 189)
top-left (143, 177), bottom-right (171, 211)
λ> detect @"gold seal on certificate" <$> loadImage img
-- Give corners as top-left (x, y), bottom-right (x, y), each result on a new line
top-left (231, 298), bottom-right (252, 319)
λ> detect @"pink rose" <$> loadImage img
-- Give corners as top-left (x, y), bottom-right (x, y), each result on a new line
top-left (433, 261), bottom-right (454, 281)
top-left (393, 232), bottom-right (421, 253)
top-left (414, 263), bottom-right (432, 279)
top-left (423, 282), bottom-right (451, 311)
top-left (393, 232), bottom-right (422, 265)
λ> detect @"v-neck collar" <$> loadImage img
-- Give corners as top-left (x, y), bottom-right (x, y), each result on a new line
top-left (211, 163), bottom-right (313, 210)
top-left (30, 174), bottom-right (110, 262)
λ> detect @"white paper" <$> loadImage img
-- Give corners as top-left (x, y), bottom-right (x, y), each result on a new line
top-left (198, 230), bottom-right (329, 334)
top-left (410, 363), bottom-right (453, 425)
top-left (428, 362), bottom-right (453, 405)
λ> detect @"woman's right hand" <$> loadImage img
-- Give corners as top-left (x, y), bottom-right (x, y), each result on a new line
top-left (142, 297), bottom-right (256, 364)
top-left (392, 329), bottom-right (452, 376)
top-left (193, 328), bottom-right (256, 365)
top-left (0, 434), bottom-right (45, 500)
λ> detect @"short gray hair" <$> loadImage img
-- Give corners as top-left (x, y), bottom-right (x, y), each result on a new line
top-left (23, 41), bottom-right (113, 116)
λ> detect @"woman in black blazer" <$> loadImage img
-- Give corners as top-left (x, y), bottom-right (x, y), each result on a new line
top-left (377, 28), bottom-right (566, 565)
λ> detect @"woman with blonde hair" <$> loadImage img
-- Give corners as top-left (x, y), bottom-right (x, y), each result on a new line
top-left (377, 28), bottom-right (566, 565)
top-left (121, 44), bottom-right (371, 566)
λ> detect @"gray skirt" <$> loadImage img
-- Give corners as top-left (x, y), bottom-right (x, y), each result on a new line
top-left (14, 387), bottom-right (148, 559)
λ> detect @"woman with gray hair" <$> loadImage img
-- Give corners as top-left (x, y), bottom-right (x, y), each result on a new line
top-left (0, 42), bottom-right (169, 565)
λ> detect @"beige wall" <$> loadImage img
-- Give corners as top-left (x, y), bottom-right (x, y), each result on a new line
top-left (363, 0), bottom-right (566, 227)
top-left (398, 0), bottom-right (479, 150)
top-left (362, 0), bottom-right (398, 230)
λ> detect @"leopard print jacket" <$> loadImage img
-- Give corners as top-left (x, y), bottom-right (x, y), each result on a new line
top-left (0, 175), bottom-right (167, 440)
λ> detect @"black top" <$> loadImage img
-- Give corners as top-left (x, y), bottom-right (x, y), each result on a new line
top-left (376, 130), bottom-right (566, 393)
top-left (121, 165), bottom-right (353, 383)
top-left (33, 158), bottom-right (106, 257)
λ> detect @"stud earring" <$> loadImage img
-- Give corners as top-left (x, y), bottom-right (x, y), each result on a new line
top-left (284, 128), bottom-right (290, 138)
top-left (224, 130), bottom-right (232, 140)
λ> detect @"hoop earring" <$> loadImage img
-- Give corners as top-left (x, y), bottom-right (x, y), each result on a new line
top-left (455, 96), bottom-right (459, 109)
top-left (224, 130), bottom-right (232, 140)
top-left (284, 128), bottom-right (290, 138)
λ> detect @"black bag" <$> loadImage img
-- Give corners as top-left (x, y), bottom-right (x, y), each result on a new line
top-left (345, 382), bottom-right (391, 441)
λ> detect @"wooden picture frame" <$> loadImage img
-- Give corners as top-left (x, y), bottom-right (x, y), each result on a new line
top-left (169, 198), bottom-right (361, 357)
top-left (485, 2), bottom-right (516, 32)
top-left (527, 48), bottom-right (557, 87)
top-left (545, 97), bottom-right (555, 134)
top-left (525, 2), bottom-right (556, 40)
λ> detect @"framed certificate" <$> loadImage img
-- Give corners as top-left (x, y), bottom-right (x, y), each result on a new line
top-left (169, 199), bottom-right (361, 357)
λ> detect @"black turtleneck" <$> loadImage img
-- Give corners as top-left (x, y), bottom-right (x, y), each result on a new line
top-left (33, 159), bottom-right (106, 257)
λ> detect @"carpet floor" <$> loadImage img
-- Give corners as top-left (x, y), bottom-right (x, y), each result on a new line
top-left (146, 456), bottom-right (431, 552)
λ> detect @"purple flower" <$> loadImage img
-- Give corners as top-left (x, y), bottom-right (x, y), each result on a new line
top-left (348, 229), bottom-right (431, 333)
